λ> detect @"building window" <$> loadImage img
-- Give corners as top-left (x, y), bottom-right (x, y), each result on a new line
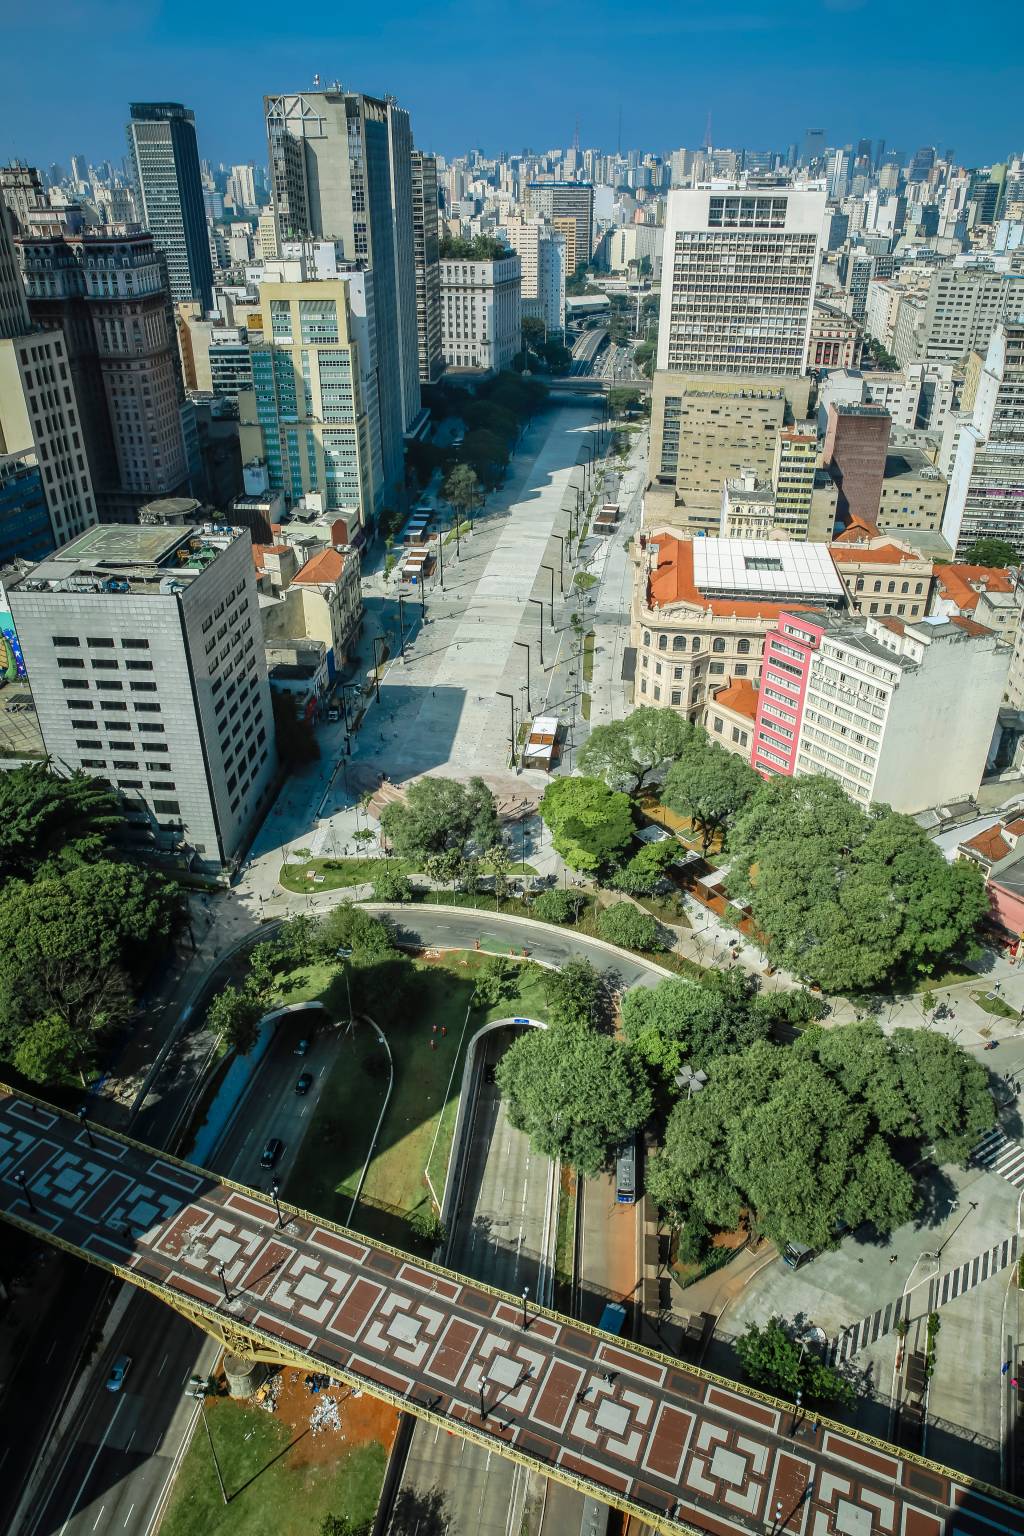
top-left (121, 638), bottom-right (150, 650)
top-left (737, 639), bottom-right (750, 655)
top-left (87, 637), bottom-right (115, 649)
top-left (658, 634), bottom-right (668, 651)
top-left (52, 635), bottom-right (79, 647)
top-left (713, 717), bottom-right (724, 733)
top-left (673, 636), bottom-right (685, 651)
top-left (153, 799), bottom-right (180, 815)
top-left (671, 690), bottom-right (681, 705)
top-left (712, 639), bottom-right (726, 654)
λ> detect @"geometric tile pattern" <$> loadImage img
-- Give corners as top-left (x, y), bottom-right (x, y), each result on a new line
top-left (2, 1088), bottom-right (1023, 1535)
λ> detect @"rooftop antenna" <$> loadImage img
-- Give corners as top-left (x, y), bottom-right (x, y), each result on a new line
top-left (573, 115), bottom-right (580, 154)
top-left (617, 105), bottom-right (622, 158)
top-left (703, 111), bottom-right (713, 152)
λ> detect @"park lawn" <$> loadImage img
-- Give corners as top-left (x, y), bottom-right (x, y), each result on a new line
top-left (582, 630), bottom-right (595, 683)
top-left (282, 951), bottom-right (547, 1254)
top-left (279, 856), bottom-right (412, 893)
top-left (972, 988), bottom-right (1018, 1020)
top-left (633, 889), bottom-right (692, 929)
top-left (911, 964), bottom-right (981, 991)
top-left (160, 1397), bottom-right (386, 1536)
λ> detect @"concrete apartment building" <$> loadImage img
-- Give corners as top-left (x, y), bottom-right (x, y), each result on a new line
top-left (943, 321), bottom-right (1024, 557)
top-left (657, 185), bottom-right (826, 377)
top-left (8, 522), bottom-right (276, 869)
top-left (176, 306), bottom-right (252, 401)
top-left (823, 403), bottom-right (891, 524)
top-left (772, 428), bottom-right (836, 541)
top-left (410, 151), bottom-right (443, 384)
top-left (720, 473), bottom-right (777, 539)
top-left (630, 532), bottom-right (846, 722)
top-left (788, 612), bottom-right (1007, 812)
top-left (920, 260), bottom-right (1024, 364)
top-left (808, 301), bottom-right (862, 370)
top-left (0, 205), bottom-right (97, 550)
top-left (257, 542), bottom-right (362, 680)
top-left (264, 88), bottom-right (420, 500)
top-left (876, 448), bottom-right (948, 533)
top-left (505, 217), bottom-right (565, 336)
top-left (17, 227), bottom-right (191, 521)
top-left (525, 182), bottom-right (593, 271)
top-left (440, 252), bottom-right (522, 374)
top-left (827, 533), bottom-right (934, 620)
top-left (127, 103), bottom-right (214, 312)
top-left (239, 275), bottom-right (380, 531)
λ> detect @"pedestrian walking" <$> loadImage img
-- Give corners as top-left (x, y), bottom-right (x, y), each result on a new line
top-left (1003, 1360), bottom-right (1012, 1375)
top-left (889, 1255), bottom-right (898, 1264)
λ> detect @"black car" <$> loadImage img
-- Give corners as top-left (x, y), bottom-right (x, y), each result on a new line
top-left (295, 1072), bottom-right (313, 1096)
top-left (259, 1137), bottom-right (283, 1169)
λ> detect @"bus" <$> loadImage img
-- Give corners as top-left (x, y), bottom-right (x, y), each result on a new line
top-left (615, 1139), bottom-right (638, 1204)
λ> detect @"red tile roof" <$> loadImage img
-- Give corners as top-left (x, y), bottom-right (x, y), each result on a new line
top-left (950, 614), bottom-right (994, 638)
top-left (711, 678), bottom-right (759, 720)
top-left (961, 824), bottom-right (1013, 863)
top-left (829, 541), bottom-right (924, 566)
top-left (293, 548), bottom-right (347, 585)
top-left (647, 536), bottom-right (818, 621)
top-left (935, 563), bottom-right (1014, 613)
top-left (832, 515), bottom-right (880, 542)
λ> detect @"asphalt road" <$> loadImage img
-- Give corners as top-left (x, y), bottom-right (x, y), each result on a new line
top-left (374, 906), bottom-right (668, 994)
top-left (19, 1014), bottom-right (338, 1536)
top-left (396, 1027), bottom-right (556, 1536)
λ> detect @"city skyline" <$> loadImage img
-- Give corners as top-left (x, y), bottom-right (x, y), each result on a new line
top-left (3, 0), bottom-right (1023, 172)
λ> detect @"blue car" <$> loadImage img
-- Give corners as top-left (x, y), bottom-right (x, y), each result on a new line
top-left (106, 1354), bottom-right (132, 1392)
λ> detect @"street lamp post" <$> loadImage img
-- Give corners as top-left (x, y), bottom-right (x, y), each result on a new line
top-left (371, 635), bottom-right (384, 704)
top-left (78, 1104), bottom-right (95, 1149)
top-left (436, 524), bottom-right (445, 591)
top-left (497, 691), bottom-right (517, 770)
top-left (271, 1178), bottom-right (283, 1229)
top-left (479, 1377), bottom-right (488, 1420)
top-left (528, 598), bottom-right (545, 665)
top-left (396, 593), bottom-right (407, 658)
top-left (217, 1262), bottom-right (230, 1303)
top-left (552, 535), bottom-right (566, 592)
top-left (14, 1170), bottom-right (36, 1214)
top-left (513, 641), bottom-right (531, 714)
top-left (521, 1286), bottom-right (529, 1329)
top-left (540, 565), bottom-right (556, 627)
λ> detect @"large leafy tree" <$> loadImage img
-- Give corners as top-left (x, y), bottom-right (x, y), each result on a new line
top-left (611, 840), bottom-right (678, 896)
top-left (621, 975), bottom-right (771, 1081)
top-left (578, 708), bottom-right (697, 794)
top-left (596, 901), bottom-right (663, 953)
top-left (736, 1320), bottom-right (854, 1407)
top-left (443, 462), bottom-right (481, 520)
top-left (0, 861), bottom-right (181, 1082)
top-left (495, 1023), bottom-right (653, 1175)
top-left (381, 776), bottom-right (499, 864)
top-left (727, 775), bottom-right (987, 991)
top-left (661, 737), bottom-right (760, 854)
top-left (0, 765), bottom-right (124, 881)
top-left (543, 958), bottom-right (604, 1030)
top-left (538, 776), bottom-right (634, 875)
top-left (966, 537), bottom-right (1017, 568)
top-left (207, 982), bottom-right (264, 1056)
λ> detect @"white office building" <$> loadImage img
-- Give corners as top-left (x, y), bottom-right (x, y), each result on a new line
top-left (505, 217), bottom-right (565, 335)
top-left (657, 183), bottom-right (827, 376)
top-left (943, 321), bottom-right (1024, 557)
top-left (440, 252), bottom-right (522, 374)
top-left (8, 523), bottom-right (277, 870)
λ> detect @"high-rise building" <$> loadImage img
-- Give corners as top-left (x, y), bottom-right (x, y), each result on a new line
top-left (440, 252), bottom-right (522, 374)
top-left (802, 129), bottom-right (826, 167)
top-left (943, 321), bottom-right (1024, 557)
top-left (127, 103), bottom-right (214, 312)
top-left (505, 216), bottom-right (566, 336)
top-left (919, 261), bottom-right (1024, 364)
top-left (656, 185), bottom-right (826, 377)
top-left (771, 429), bottom-right (823, 541)
top-left (0, 162), bottom-right (48, 236)
top-left (410, 151), bottom-right (443, 384)
top-left (525, 182), bottom-right (593, 272)
top-left (227, 164), bottom-right (257, 211)
top-left (0, 205), bottom-right (97, 547)
top-left (18, 227), bottom-right (191, 520)
top-left (823, 403), bottom-right (891, 525)
top-left (0, 449), bottom-right (53, 562)
top-left (264, 88), bottom-right (420, 503)
top-left (8, 522), bottom-right (276, 869)
top-left (240, 271), bottom-right (381, 529)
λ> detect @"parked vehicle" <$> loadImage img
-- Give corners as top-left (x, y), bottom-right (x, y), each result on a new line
top-left (598, 1302), bottom-right (628, 1336)
top-left (106, 1355), bottom-right (132, 1392)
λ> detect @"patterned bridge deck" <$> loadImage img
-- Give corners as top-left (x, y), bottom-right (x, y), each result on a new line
top-left (1, 1086), bottom-right (1021, 1536)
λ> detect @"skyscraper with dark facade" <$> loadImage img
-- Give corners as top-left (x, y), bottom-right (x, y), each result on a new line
top-left (127, 103), bottom-right (213, 312)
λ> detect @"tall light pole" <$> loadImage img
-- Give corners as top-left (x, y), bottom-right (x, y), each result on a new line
top-left (396, 592), bottom-right (407, 658)
top-left (371, 636), bottom-right (384, 704)
top-left (528, 598), bottom-right (545, 665)
top-left (513, 641), bottom-right (531, 713)
top-left (551, 535), bottom-right (566, 592)
top-left (14, 1170), bottom-right (36, 1214)
top-left (78, 1104), bottom-right (95, 1149)
top-left (521, 1286), bottom-right (529, 1329)
top-left (271, 1178), bottom-right (283, 1229)
top-left (496, 692), bottom-right (517, 770)
top-left (540, 565), bottom-right (556, 627)
top-left (217, 1262), bottom-right (230, 1303)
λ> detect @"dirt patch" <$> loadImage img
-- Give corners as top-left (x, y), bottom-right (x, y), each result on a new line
top-left (248, 1366), bottom-right (400, 1469)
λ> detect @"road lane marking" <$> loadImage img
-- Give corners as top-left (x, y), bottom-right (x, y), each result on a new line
top-left (124, 1505), bottom-right (134, 1526)
top-left (58, 1394), bottom-right (126, 1536)
top-left (157, 1354), bottom-right (168, 1377)
top-left (45, 1340), bottom-right (58, 1364)
top-left (125, 1431), bottom-right (134, 1451)
top-left (93, 1508), bottom-right (105, 1530)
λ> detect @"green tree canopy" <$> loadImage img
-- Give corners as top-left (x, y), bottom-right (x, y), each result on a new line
top-left (596, 901), bottom-right (663, 952)
top-left (610, 840), bottom-right (678, 896)
top-left (620, 974), bottom-right (771, 1081)
top-left (318, 905), bottom-right (395, 962)
top-left (538, 775), bottom-right (634, 874)
top-left (543, 957), bottom-right (604, 1030)
top-left (459, 429), bottom-right (510, 487)
top-left (965, 537), bottom-right (1018, 567)
top-left (207, 982), bottom-right (264, 1056)
top-left (578, 708), bottom-right (697, 794)
top-left (727, 776), bottom-right (988, 991)
top-left (495, 1022), bottom-right (653, 1175)
top-left (661, 736), bottom-right (761, 854)
top-left (380, 776), bottom-right (500, 864)
top-left (443, 462), bottom-right (481, 517)
top-left (0, 860), bottom-right (180, 1082)
top-left (440, 234), bottom-right (511, 261)
top-left (0, 765), bottom-right (124, 881)
top-left (735, 1320), bottom-right (854, 1407)
top-left (531, 887), bottom-right (585, 923)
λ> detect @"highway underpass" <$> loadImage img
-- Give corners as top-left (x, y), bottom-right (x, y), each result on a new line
top-left (2, 1084), bottom-right (1023, 1536)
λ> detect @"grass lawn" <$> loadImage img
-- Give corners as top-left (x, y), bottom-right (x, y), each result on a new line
top-left (582, 693), bottom-right (592, 720)
top-left (279, 856), bottom-right (412, 893)
top-left (582, 630), bottom-right (595, 684)
top-left (972, 988), bottom-right (1018, 1020)
top-left (160, 1398), bottom-right (386, 1536)
top-left (912, 964), bottom-right (981, 991)
top-left (282, 951), bottom-right (548, 1254)
top-left (574, 571), bottom-right (598, 593)
top-left (553, 1166), bottom-right (577, 1314)
top-left (633, 889), bottom-right (691, 929)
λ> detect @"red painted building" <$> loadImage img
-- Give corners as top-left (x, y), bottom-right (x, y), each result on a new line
top-left (750, 612), bottom-right (824, 778)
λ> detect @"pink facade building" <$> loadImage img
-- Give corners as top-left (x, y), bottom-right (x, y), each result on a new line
top-left (750, 611), bottom-right (824, 778)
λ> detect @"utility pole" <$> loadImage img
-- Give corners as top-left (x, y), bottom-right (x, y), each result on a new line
top-left (540, 564), bottom-right (556, 626)
top-left (397, 592), bottom-right (406, 658)
top-left (513, 640), bottom-right (531, 713)
top-left (371, 635), bottom-right (384, 703)
top-left (552, 535), bottom-right (566, 592)
top-left (497, 691), bottom-right (517, 769)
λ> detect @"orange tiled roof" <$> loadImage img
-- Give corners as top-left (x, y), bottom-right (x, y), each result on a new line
top-left (950, 614), bottom-right (994, 638)
top-left (647, 536), bottom-right (818, 621)
top-left (961, 824), bottom-right (1013, 863)
top-left (935, 563), bottom-right (1013, 613)
top-left (832, 515), bottom-right (880, 542)
top-left (829, 541), bottom-right (924, 566)
top-left (711, 678), bottom-right (759, 720)
top-left (293, 547), bottom-right (346, 585)
top-left (1005, 818), bottom-right (1024, 836)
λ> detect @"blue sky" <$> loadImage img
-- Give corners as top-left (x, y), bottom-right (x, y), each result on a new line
top-left (3, 0), bottom-right (1021, 172)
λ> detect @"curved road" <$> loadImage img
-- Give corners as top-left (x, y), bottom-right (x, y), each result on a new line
top-left (369, 904), bottom-right (670, 992)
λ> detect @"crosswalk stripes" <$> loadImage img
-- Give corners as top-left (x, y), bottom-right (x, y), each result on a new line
top-left (971, 1126), bottom-right (1024, 1188)
top-left (827, 1234), bottom-right (1018, 1366)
